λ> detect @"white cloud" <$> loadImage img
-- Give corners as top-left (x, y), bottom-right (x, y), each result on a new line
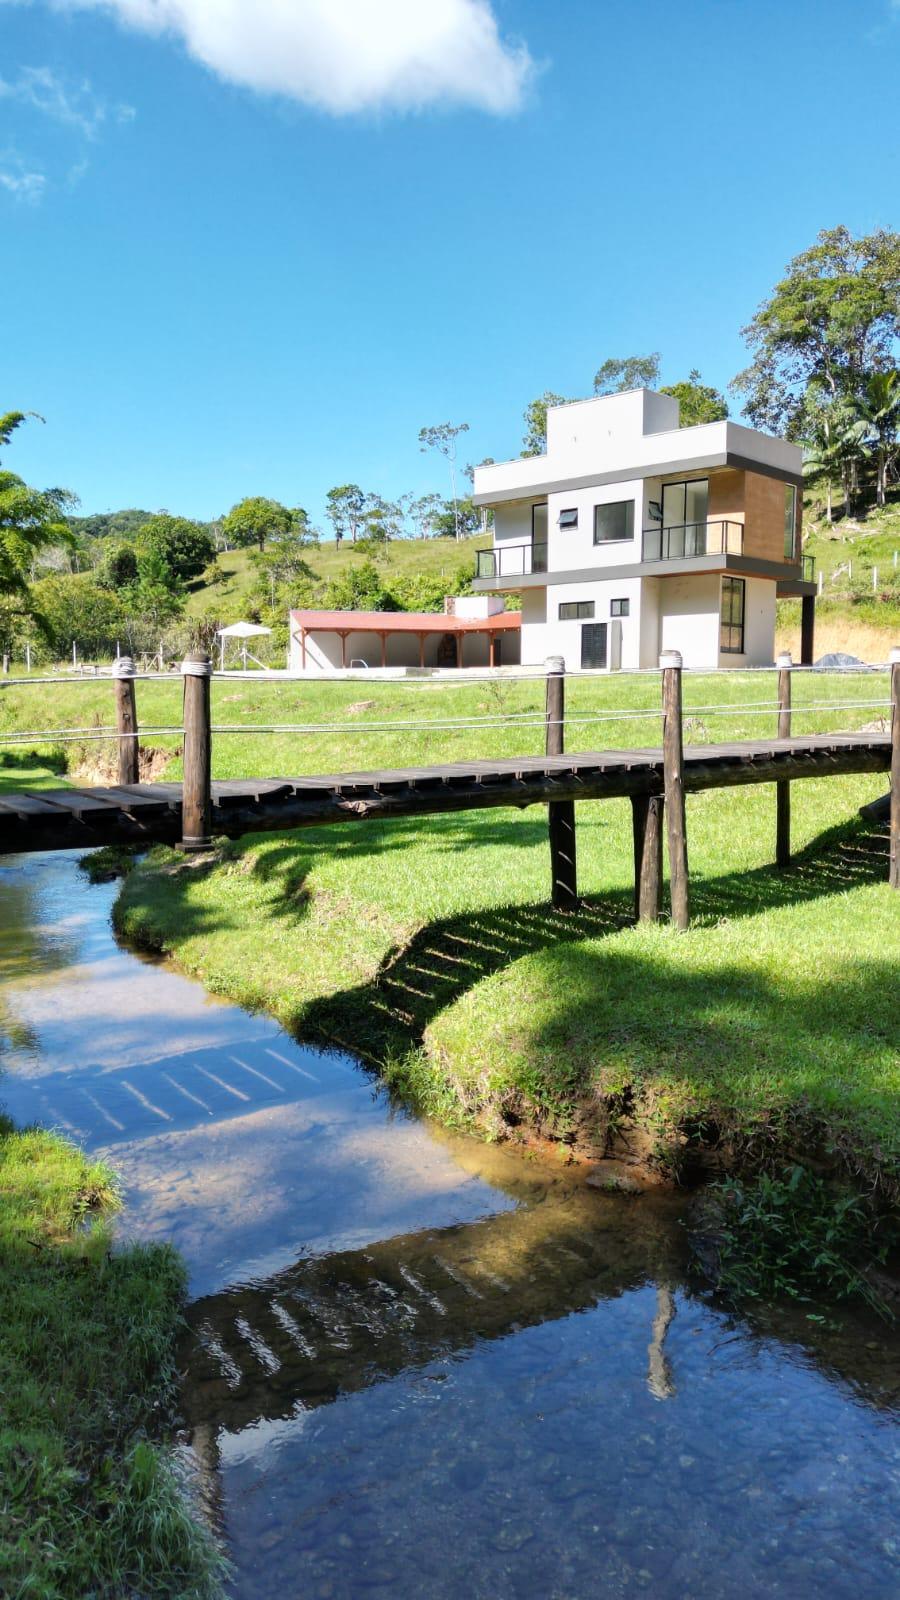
top-left (0, 150), bottom-right (47, 202)
top-left (54, 0), bottom-right (534, 115)
top-left (0, 65), bottom-right (135, 136)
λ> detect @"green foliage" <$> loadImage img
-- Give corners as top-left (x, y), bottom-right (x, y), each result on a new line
top-left (221, 495), bottom-right (292, 552)
top-left (140, 514), bottom-right (215, 581)
top-left (427, 495), bottom-right (483, 540)
top-left (98, 540), bottom-right (140, 588)
top-left (0, 411), bottom-right (76, 642)
top-left (321, 558), bottom-right (399, 611)
top-left (69, 507), bottom-right (155, 542)
top-left (659, 369), bottom-right (729, 425)
top-left (126, 545), bottom-right (185, 628)
top-left (25, 571), bottom-right (127, 659)
top-left (325, 484), bottom-right (366, 546)
top-left (521, 391), bottom-right (567, 456)
top-left (593, 353), bottom-right (661, 394)
top-left (733, 225), bottom-right (900, 437)
top-left (0, 1119), bottom-right (225, 1595)
top-left (706, 1166), bottom-right (896, 1317)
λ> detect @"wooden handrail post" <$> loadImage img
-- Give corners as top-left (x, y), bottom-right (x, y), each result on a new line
top-left (545, 655), bottom-right (577, 911)
top-left (883, 646), bottom-right (890, 889)
top-left (181, 651), bottom-right (213, 850)
top-left (660, 650), bottom-right (689, 930)
top-left (113, 655), bottom-right (140, 785)
top-left (776, 651), bottom-right (792, 868)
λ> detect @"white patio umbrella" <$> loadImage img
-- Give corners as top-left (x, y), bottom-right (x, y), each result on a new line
top-left (215, 621), bottom-right (272, 671)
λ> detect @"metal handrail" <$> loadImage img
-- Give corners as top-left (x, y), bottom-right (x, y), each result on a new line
top-left (476, 541), bottom-right (548, 579)
top-left (642, 520), bottom-right (744, 562)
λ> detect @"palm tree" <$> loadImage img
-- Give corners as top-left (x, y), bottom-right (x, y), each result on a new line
top-left (802, 399), bottom-right (865, 522)
top-left (0, 412), bottom-right (75, 631)
top-left (853, 371), bottom-right (900, 507)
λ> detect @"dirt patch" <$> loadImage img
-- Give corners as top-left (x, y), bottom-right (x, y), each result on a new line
top-left (69, 744), bottom-right (178, 786)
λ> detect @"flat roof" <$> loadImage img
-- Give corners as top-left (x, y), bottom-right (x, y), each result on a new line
top-left (290, 609), bottom-right (521, 633)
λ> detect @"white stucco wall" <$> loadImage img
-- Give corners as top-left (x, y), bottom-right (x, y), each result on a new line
top-left (657, 574), bottom-right (722, 668)
top-left (519, 576), bottom-right (643, 671)
top-left (717, 576), bottom-right (776, 668)
top-left (546, 481), bottom-right (642, 574)
top-left (289, 625), bottom-right (520, 673)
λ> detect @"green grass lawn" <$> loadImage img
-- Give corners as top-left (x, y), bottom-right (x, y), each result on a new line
top-left (3, 667), bottom-right (897, 1200)
top-left (0, 1119), bottom-right (224, 1597)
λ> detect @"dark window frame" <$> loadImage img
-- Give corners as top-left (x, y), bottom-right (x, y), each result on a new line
top-left (593, 500), bottom-right (634, 545)
top-left (720, 576), bottom-right (746, 654)
top-left (559, 507), bottom-right (578, 529)
top-left (559, 600), bottom-right (594, 620)
top-left (610, 598), bottom-right (630, 617)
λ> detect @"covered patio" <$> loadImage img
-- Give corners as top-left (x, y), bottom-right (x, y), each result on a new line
top-left (288, 607), bottom-right (522, 673)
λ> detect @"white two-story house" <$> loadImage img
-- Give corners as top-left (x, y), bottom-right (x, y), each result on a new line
top-left (472, 389), bottom-right (816, 671)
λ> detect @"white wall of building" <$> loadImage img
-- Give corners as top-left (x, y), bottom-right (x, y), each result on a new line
top-left (718, 576), bottom-right (776, 668)
top-left (289, 625), bottom-right (520, 673)
top-left (546, 480), bottom-right (643, 574)
top-left (657, 574), bottom-right (722, 668)
top-left (519, 575), bottom-right (644, 671)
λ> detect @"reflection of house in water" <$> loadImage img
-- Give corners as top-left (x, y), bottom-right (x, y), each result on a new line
top-left (288, 595), bottom-right (521, 673)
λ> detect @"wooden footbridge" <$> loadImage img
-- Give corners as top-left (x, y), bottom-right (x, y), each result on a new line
top-left (1, 649), bottom-right (898, 925)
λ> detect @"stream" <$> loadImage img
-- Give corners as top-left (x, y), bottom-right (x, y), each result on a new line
top-left (1, 849), bottom-right (899, 1599)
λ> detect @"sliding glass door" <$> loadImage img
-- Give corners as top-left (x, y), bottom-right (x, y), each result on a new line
top-left (661, 479), bottom-right (708, 557)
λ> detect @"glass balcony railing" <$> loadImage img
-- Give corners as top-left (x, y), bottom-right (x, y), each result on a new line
top-left (642, 521), bottom-right (744, 562)
top-left (476, 541), bottom-right (548, 580)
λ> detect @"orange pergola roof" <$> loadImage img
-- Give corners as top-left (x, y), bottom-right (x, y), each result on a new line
top-left (289, 609), bottom-right (521, 633)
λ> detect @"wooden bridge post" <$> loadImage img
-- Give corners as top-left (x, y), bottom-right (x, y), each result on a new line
top-left (113, 655), bottom-right (139, 786)
top-left (883, 646), bottom-right (890, 889)
top-left (776, 651), bottom-right (792, 868)
top-left (181, 651), bottom-right (213, 850)
top-left (545, 655), bottom-right (578, 911)
top-left (631, 793), bottom-right (663, 922)
top-left (660, 650), bottom-right (689, 930)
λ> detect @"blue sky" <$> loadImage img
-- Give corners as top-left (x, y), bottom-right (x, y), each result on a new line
top-left (2, 0), bottom-right (899, 523)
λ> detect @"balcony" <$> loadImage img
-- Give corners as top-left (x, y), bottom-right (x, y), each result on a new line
top-left (476, 541), bottom-right (548, 580)
top-left (801, 553), bottom-right (816, 582)
top-left (642, 520), bottom-right (744, 562)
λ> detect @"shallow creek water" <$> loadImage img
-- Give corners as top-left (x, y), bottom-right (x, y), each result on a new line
top-left (1, 850), bottom-right (899, 1599)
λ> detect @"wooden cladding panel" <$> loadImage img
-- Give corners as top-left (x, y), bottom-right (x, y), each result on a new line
top-left (743, 471), bottom-right (789, 563)
top-left (707, 468), bottom-right (745, 524)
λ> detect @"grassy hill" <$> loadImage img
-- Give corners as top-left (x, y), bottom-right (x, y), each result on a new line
top-left (185, 532), bottom-right (492, 620)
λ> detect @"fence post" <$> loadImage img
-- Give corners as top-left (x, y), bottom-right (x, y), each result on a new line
top-left (113, 655), bottom-right (140, 785)
top-left (775, 651), bottom-right (792, 869)
top-left (660, 650), bottom-right (689, 930)
top-left (545, 655), bottom-right (577, 911)
top-left (181, 651), bottom-right (213, 850)
top-left (883, 646), bottom-right (890, 889)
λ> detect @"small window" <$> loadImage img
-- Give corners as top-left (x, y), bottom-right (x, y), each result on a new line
top-left (610, 598), bottom-right (630, 617)
top-left (783, 484), bottom-right (797, 561)
top-left (593, 500), bottom-right (634, 543)
top-left (559, 600), bottom-right (594, 620)
top-left (720, 576), bottom-right (746, 654)
top-left (581, 622), bottom-right (608, 669)
top-left (559, 507), bottom-right (578, 529)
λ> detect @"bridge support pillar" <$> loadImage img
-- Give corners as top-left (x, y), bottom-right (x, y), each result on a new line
top-left (545, 656), bottom-right (578, 911)
top-left (113, 656), bottom-right (139, 786)
top-left (883, 646), bottom-right (890, 889)
top-left (660, 651), bottom-right (689, 930)
top-left (632, 793), bottom-right (663, 922)
top-left (776, 651), bottom-right (792, 869)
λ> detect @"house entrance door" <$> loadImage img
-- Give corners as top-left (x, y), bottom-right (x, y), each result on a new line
top-left (580, 622), bottom-right (608, 669)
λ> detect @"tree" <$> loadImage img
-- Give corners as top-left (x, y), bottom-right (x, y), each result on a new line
top-left (853, 369), bottom-right (900, 506)
top-left (521, 392), bottom-right (567, 457)
top-left (98, 540), bottom-right (139, 588)
top-left (659, 370), bottom-right (728, 426)
top-left (139, 514), bottom-right (215, 581)
top-left (126, 546), bottom-right (184, 628)
top-left (222, 496), bottom-right (292, 552)
top-left (802, 391), bottom-right (865, 522)
top-left (322, 559), bottom-right (398, 612)
top-left (427, 496), bottom-right (482, 540)
top-left (407, 491), bottom-right (443, 538)
top-left (732, 226), bottom-right (900, 437)
top-left (24, 571), bottom-right (126, 660)
top-left (0, 412), bottom-right (76, 634)
top-left (593, 354), bottom-right (661, 394)
top-left (325, 484), bottom-right (366, 546)
top-left (418, 421), bottom-right (470, 540)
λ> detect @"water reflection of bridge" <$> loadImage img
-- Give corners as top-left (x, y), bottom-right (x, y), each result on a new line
top-left (182, 1197), bottom-right (682, 1434)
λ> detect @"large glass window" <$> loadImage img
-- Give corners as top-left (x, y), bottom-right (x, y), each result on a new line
top-left (531, 503), bottom-right (548, 572)
top-left (581, 622), bottom-right (608, 669)
top-left (783, 484), bottom-right (797, 560)
top-left (720, 576), bottom-right (746, 654)
top-left (661, 479), bottom-right (709, 557)
top-left (593, 501), bottom-right (634, 544)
